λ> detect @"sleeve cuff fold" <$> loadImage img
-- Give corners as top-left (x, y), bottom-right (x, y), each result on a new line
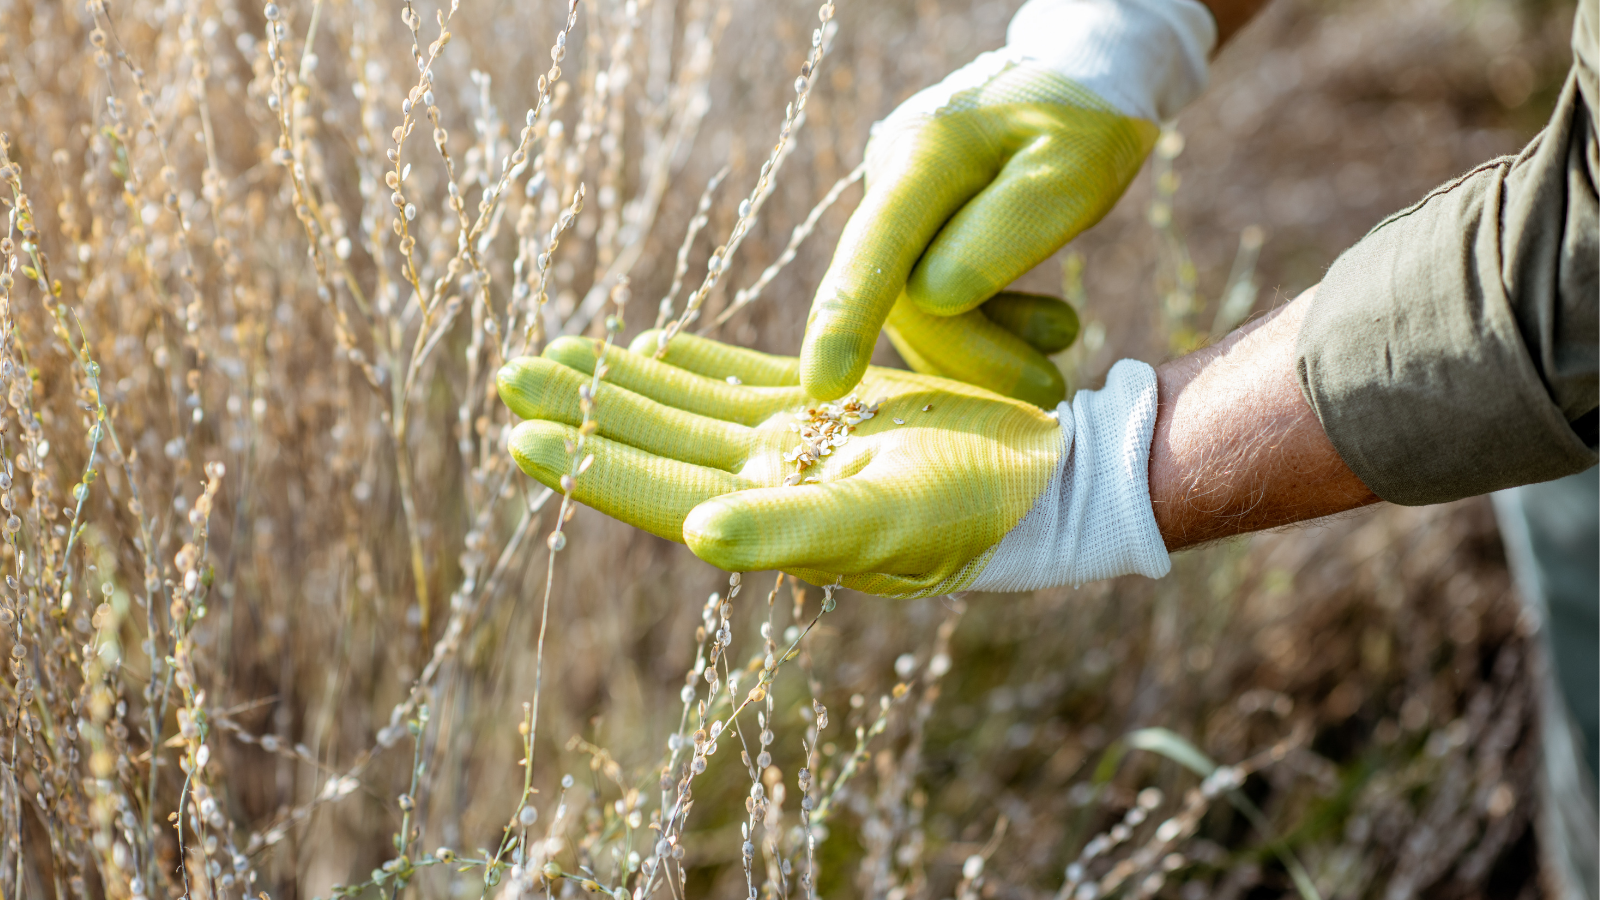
top-left (1296, 155), bottom-right (1597, 506)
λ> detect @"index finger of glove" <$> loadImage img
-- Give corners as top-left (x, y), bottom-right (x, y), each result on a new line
top-left (801, 128), bottom-right (995, 400)
top-left (626, 330), bottom-right (800, 387)
top-left (545, 336), bottom-right (806, 426)
top-left (497, 356), bottom-right (752, 472)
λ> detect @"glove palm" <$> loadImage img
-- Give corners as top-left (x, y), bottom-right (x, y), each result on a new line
top-left (498, 331), bottom-right (1065, 598)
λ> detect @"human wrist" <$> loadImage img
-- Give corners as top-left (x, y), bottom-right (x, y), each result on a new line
top-left (1148, 290), bottom-right (1381, 552)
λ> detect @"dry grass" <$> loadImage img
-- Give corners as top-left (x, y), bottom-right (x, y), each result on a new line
top-left (0, 0), bottom-right (1575, 896)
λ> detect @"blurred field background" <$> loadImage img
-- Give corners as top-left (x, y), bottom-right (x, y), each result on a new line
top-left (0, 0), bottom-right (1579, 896)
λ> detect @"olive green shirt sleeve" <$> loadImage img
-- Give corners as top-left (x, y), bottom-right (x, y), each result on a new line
top-left (1294, 0), bottom-right (1599, 507)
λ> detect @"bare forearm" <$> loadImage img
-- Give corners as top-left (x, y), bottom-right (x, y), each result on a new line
top-left (1148, 287), bottom-right (1380, 551)
top-left (1199, 0), bottom-right (1272, 46)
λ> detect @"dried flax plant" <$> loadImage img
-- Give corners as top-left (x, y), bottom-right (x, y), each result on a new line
top-left (0, 0), bottom-right (852, 892)
top-left (0, 0), bottom-right (1555, 895)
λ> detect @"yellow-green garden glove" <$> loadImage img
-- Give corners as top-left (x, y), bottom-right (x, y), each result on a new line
top-left (801, 0), bottom-right (1217, 406)
top-left (499, 332), bottom-right (1171, 599)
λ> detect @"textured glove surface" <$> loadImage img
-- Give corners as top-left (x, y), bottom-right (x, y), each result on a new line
top-left (498, 331), bottom-right (1064, 598)
top-left (968, 359), bottom-right (1170, 590)
top-left (884, 290), bottom-right (1078, 409)
top-left (801, 63), bottom-right (1158, 404)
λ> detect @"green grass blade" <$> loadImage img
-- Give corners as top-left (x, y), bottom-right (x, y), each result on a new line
top-left (1123, 728), bottom-right (1323, 900)
top-left (1125, 727), bottom-right (1216, 778)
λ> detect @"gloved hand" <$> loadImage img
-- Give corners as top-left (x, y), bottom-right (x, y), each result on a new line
top-left (498, 331), bottom-right (1171, 599)
top-left (801, 0), bottom-right (1216, 406)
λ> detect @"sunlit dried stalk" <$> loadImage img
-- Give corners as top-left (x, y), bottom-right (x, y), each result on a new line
top-left (711, 160), bottom-right (864, 331)
top-left (655, 0), bottom-right (838, 354)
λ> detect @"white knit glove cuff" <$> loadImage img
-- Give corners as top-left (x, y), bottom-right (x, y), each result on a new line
top-left (888, 0), bottom-right (1215, 125)
top-left (1008, 0), bottom-right (1216, 121)
top-left (970, 359), bottom-right (1171, 591)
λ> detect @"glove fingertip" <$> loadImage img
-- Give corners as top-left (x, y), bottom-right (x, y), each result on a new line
top-left (905, 255), bottom-right (998, 318)
top-left (799, 329), bottom-right (874, 401)
top-left (684, 496), bottom-right (770, 573)
top-left (982, 292), bottom-right (1080, 355)
top-left (1013, 359), bottom-right (1067, 409)
top-left (542, 335), bottom-right (598, 372)
top-left (506, 420), bottom-right (570, 487)
top-left (627, 329), bottom-right (666, 357)
top-left (496, 356), bottom-right (553, 418)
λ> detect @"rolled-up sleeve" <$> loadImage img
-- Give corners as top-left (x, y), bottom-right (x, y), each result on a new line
top-left (1295, 0), bottom-right (1598, 507)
